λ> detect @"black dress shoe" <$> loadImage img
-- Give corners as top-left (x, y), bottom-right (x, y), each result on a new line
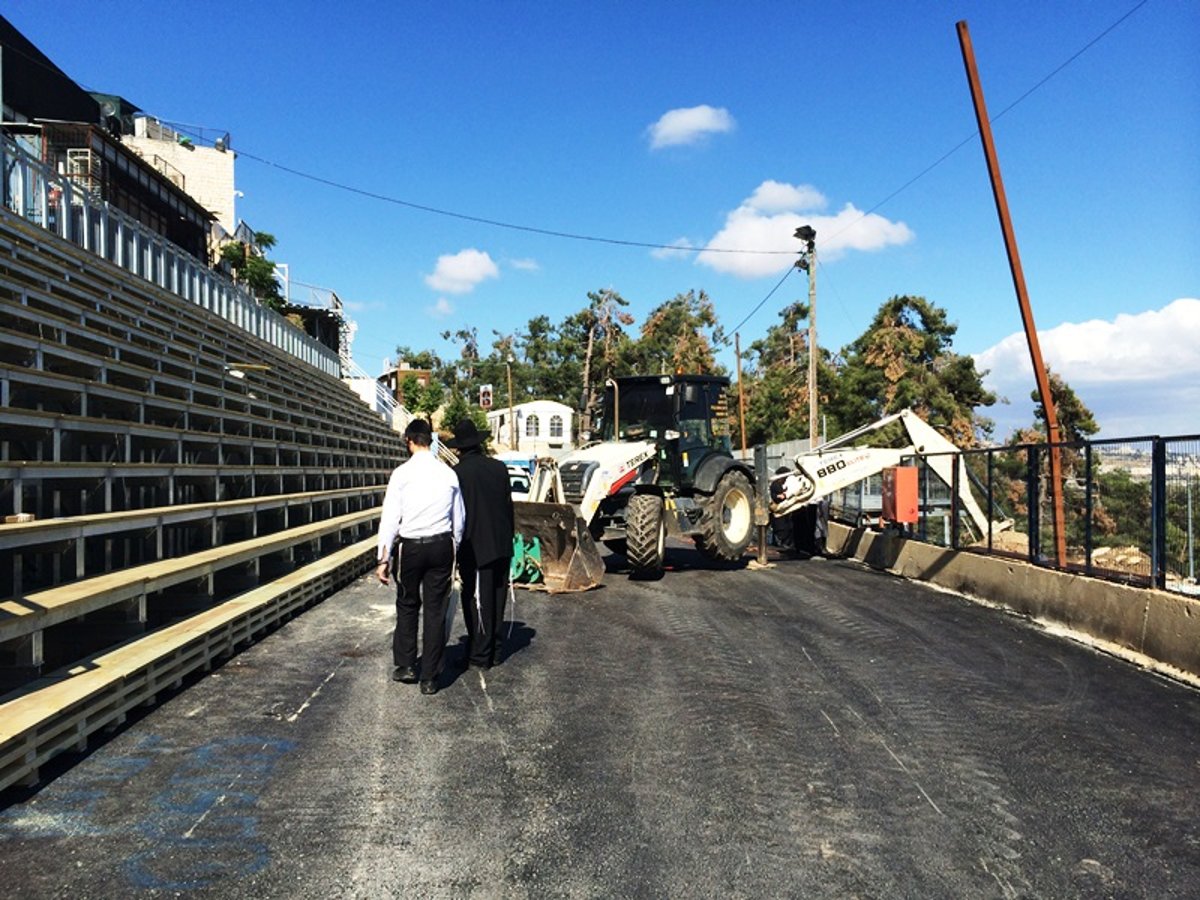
top-left (419, 680), bottom-right (439, 695)
top-left (392, 666), bottom-right (418, 684)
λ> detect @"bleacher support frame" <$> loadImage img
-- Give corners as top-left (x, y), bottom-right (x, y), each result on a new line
top-left (0, 204), bottom-right (404, 790)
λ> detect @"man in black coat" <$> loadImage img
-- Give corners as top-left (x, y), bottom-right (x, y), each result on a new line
top-left (447, 419), bottom-right (515, 669)
top-left (769, 466), bottom-right (796, 554)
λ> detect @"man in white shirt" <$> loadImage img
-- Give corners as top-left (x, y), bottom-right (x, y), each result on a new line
top-left (376, 418), bottom-right (465, 695)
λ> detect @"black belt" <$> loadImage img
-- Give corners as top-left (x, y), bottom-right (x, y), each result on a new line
top-left (399, 531), bottom-right (451, 545)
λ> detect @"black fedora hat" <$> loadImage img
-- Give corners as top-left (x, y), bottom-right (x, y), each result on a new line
top-left (446, 418), bottom-right (490, 449)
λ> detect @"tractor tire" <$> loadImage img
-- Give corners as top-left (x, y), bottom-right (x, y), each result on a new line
top-left (694, 470), bottom-right (754, 561)
top-left (625, 493), bottom-right (666, 575)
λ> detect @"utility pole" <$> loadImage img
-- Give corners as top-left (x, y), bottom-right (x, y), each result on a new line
top-left (506, 352), bottom-right (516, 451)
top-left (795, 225), bottom-right (818, 447)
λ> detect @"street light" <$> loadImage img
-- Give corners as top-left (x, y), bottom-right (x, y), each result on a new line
top-left (794, 225), bottom-right (818, 447)
top-left (506, 352), bottom-right (516, 451)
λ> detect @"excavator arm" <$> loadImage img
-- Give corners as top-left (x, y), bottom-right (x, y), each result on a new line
top-left (771, 409), bottom-right (1011, 540)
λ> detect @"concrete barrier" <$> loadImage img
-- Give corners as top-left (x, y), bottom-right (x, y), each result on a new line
top-left (827, 522), bottom-right (1200, 685)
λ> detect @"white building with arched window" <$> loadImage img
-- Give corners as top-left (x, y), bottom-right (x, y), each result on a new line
top-left (485, 400), bottom-right (575, 456)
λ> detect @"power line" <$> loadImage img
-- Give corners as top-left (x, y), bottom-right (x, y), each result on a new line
top-left (29, 0), bottom-right (1146, 273)
top-left (818, 0), bottom-right (1151, 249)
top-left (989, 0), bottom-right (1150, 125)
top-left (0, 38), bottom-right (780, 258)
top-left (4, 0), bottom-right (1149, 343)
top-left (735, 0), bottom-right (1150, 339)
top-left (230, 1), bottom-right (1147, 277)
top-left (727, 266), bottom-right (797, 338)
top-left (233, 147), bottom-right (792, 257)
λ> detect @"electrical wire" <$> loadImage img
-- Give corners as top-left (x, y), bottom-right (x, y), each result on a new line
top-left (727, 266), bottom-right (797, 338)
top-left (3, 0), bottom-right (1149, 259)
top-left (212, 1), bottom-right (1151, 272)
top-left (231, 147), bottom-right (790, 257)
top-left (233, 1), bottom-right (1153, 340)
top-left (826, 0), bottom-right (1151, 243)
top-left (737, 0), bottom-right (1151, 338)
top-left (0, 0), bottom-right (1150, 336)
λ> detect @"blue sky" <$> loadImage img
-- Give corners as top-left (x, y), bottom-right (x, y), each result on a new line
top-left (9, 1), bottom-right (1198, 439)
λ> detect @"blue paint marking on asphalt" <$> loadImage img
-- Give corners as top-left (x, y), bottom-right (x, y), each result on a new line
top-left (0, 736), bottom-right (166, 839)
top-left (0, 788), bottom-right (112, 838)
top-left (1, 734), bottom-right (296, 892)
top-left (123, 736), bottom-right (296, 891)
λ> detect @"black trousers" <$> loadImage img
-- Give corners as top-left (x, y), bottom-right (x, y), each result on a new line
top-left (392, 534), bottom-right (454, 679)
top-left (794, 502), bottom-right (829, 556)
top-left (771, 512), bottom-right (795, 550)
top-left (458, 547), bottom-right (511, 667)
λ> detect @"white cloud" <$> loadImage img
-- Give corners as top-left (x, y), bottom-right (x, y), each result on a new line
top-left (426, 297), bottom-right (454, 318)
top-left (648, 105), bottom-right (735, 149)
top-left (424, 249), bottom-right (499, 294)
top-left (651, 238), bottom-right (695, 261)
top-left (509, 258), bottom-right (540, 272)
top-left (746, 180), bottom-right (827, 214)
top-left (695, 182), bottom-right (914, 279)
top-left (974, 298), bottom-right (1200, 438)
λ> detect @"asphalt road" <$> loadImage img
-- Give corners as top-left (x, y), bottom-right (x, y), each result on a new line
top-left (3, 545), bottom-right (1199, 898)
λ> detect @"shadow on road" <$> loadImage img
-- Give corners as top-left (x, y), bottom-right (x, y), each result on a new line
top-left (443, 620), bottom-right (537, 685)
top-left (599, 540), bottom-right (758, 580)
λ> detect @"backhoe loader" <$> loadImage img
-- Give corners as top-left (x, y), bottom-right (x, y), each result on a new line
top-left (513, 374), bottom-right (755, 589)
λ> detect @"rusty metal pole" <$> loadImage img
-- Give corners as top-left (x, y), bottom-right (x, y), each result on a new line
top-left (957, 20), bottom-right (1067, 565)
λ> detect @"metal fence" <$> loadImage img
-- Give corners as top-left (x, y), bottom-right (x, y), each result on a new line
top-left (892, 435), bottom-right (1200, 597)
top-left (0, 132), bottom-right (341, 378)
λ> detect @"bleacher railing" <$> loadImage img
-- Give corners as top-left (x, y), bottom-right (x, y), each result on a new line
top-left (342, 356), bottom-right (400, 422)
top-left (0, 132), bottom-right (340, 378)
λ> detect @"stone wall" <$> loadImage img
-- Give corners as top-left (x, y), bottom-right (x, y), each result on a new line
top-left (125, 133), bottom-right (236, 231)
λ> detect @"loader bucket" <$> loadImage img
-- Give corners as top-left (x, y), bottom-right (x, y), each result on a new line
top-left (512, 501), bottom-right (605, 592)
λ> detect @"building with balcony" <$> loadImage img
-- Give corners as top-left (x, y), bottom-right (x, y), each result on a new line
top-left (0, 13), bottom-right (353, 379)
top-left (122, 115), bottom-right (237, 234)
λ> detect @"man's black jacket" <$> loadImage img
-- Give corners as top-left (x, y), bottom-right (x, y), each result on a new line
top-left (454, 450), bottom-right (515, 566)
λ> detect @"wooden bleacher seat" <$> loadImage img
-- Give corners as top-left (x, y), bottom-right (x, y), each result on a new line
top-left (0, 484), bottom-right (384, 551)
top-left (0, 537), bottom-right (376, 791)
top-left (0, 507), bottom-right (378, 646)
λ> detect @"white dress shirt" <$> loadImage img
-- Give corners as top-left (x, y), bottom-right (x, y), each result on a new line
top-left (376, 449), bottom-right (465, 562)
